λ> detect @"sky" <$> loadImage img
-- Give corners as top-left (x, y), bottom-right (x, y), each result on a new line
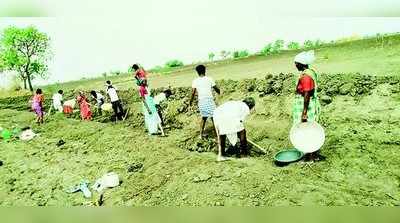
top-left (1, 1), bottom-right (400, 87)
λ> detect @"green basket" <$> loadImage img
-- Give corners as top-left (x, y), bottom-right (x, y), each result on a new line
top-left (274, 149), bottom-right (304, 163)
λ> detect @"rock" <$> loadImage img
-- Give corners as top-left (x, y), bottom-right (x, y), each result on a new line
top-left (320, 95), bottom-right (333, 105)
top-left (192, 174), bottom-right (212, 183)
top-left (339, 83), bottom-right (353, 95)
top-left (127, 163), bottom-right (143, 173)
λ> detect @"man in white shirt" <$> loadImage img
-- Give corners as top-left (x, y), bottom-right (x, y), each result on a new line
top-left (106, 80), bottom-right (124, 120)
top-left (52, 90), bottom-right (64, 112)
top-left (213, 97), bottom-right (255, 161)
top-left (189, 65), bottom-right (221, 138)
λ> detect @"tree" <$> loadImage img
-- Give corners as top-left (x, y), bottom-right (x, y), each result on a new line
top-left (303, 40), bottom-right (314, 49)
top-left (260, 43), bottom-right (273, 55)
top-left (220, 50), bottom-right (231, 59)
top-left (208, 52), bottom-right (215, 62)
top-left (287, 41), bottom-right (300, 50)
top-left (165, 59), bottom-right (184, 68)
top-left (272, 39), bottom-right (284, 53)
top-left (0, 26), bottom-right (51, 91)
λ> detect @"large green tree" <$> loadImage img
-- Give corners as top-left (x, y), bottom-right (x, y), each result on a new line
top-left (0, 26), bottom-right (51, 91)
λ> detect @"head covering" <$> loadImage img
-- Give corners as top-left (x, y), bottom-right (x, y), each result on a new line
top-left (294, 50), bottom-right (315, 65)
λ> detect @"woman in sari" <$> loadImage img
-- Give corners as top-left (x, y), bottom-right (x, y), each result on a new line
top-left (293, 50), bottom-right (324, 161)
top-left (292, 50), bottom-right (321, 124)
top-left (32, 88), bottom-right (45, 124)
top-left (77, 91), bottom-right (92, 121)
top-left (138, 83), bottom-right (164, 136)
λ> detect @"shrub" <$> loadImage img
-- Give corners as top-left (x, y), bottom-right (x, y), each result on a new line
top-left (287, 41), bottom-right (300, 50)
top-left (272, 39), bottom-right (284, 53)
top-left (260, 43), bottom-right (273, 55)
top-left (233, 50), bottom-right (249, 59)
top-left (303, 40), bottom-right (314, 49)
top-left (165, 60), bottom-right (184, 68)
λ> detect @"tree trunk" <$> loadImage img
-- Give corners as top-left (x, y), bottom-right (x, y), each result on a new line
top-left (23, 78), bottom-right (27, 90)
top-left (27, 75), bottom-right (33, 92)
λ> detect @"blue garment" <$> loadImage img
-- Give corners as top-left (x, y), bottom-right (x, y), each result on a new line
top-left (198, 97), bottom-right (216, 117)
top-left (142, 95), bottom-right (161, 134)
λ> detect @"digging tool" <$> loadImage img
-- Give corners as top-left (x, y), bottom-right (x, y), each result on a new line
top-left (123, 107), bottom-right (130, 121)
top-left (247, 139), bottom-right (267, 154)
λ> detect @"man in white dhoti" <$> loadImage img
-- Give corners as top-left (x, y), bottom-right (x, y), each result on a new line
top-left (213, 97), bottom-right (255, 162)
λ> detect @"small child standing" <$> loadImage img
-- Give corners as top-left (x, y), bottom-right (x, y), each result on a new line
top-left (153, 89), bottom-right (173, 126)
top-left (32, 88), bottom-right (45, 124)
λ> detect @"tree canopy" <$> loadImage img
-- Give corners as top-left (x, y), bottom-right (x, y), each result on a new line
top-left (0, 26), bottom-right (51, 91)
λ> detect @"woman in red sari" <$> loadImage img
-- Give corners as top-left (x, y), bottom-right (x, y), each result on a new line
top-left (77, 91), bottom-right (92, 121)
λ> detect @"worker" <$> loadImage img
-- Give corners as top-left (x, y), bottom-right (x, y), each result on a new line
top-left (213, 97), bottom-right (255, 162)
top-left (189, 64), bottom-right (221, 139)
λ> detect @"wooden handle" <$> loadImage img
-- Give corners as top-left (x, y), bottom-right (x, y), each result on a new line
top-left (247, 139), bottom-right (267, 154)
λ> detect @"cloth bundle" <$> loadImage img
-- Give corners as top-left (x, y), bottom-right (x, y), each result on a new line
top-left (294, 50), bottom-right (316, 65)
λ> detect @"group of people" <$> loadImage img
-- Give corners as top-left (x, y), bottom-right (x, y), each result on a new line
top-left (30, 50), bottom-right (321, 161)
top-left (188, 50), bottom-right (320, 161)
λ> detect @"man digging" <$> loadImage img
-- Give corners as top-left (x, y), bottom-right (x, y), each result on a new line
top-left (213, 97), bottom-right (255, 162)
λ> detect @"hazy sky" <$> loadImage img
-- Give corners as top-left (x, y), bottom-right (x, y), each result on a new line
top-left (1, 1), bottom-right (400, 87)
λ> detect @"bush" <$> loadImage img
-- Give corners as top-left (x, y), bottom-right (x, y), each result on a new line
top-left (233, 50), bottom-right (249, 59)
top-left (272, 39), bottom-right (284, 53)
top-left (303, 40), bottom-right (314, 49)
top-left (165, 60), bottom-right (184, 68)
top-left (260, 43), bottom-right (273, 55)
top-left (287, 41), bottom-right (300, 50)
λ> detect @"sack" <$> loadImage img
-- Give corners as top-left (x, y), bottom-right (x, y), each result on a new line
top-left (101, 103), bottom-right (113, 112)
top-left (92, 172), bottom-right (120, 192)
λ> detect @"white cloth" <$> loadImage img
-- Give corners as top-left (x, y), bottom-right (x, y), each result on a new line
top-left (94, 92), bottom-right (104, 104)
top-left (153, 93), bottom-right (166, 105)
top-left (214, 101), bottom-right (250, 145)
top-left (294, 50), bottom-right (316, 65)
top-left (64, 99), bottom-right (76, 108)
top-left (192, 76), bottom-right (216, 100)
top-left (52, 93), bottom-right (63, 111)
top-left (213, 101), bottom-right (250, 144)
top-left (107, 87), bottom-right (119, 102)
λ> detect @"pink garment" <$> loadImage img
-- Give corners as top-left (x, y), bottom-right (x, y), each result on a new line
top-left (77, 95), bottom-right (92, 120)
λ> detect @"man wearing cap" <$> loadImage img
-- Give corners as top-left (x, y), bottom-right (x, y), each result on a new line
top-left (213, 97), bottom-right (256, 162)
top-left (293, 50), bottom-right (321, 124)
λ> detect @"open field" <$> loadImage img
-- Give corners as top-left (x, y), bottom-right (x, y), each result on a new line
top-left (1, 35), bottom-right (400, 206)
top-left (31, 34), bottom-right (400, 95)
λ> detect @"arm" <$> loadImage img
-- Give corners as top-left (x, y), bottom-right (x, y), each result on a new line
top-left (302, 91), bottom-right (311, 122)
top-left (213, 86), bottom-right (221, 95)
top-left (189, 88), bottom-right (196, 106)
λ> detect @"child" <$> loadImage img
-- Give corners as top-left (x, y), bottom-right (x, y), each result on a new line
top-left (189, 65), bottom-right (221, 138)
top-left (52, 90), bottom-right (64, 112)
top-left (32, 88), bottom-right (45, 124)
top-left (90, 90), bottom-right (105, 115)
top-left (139, 82), bottom-right (164, 136)
top-left (106, 80), bottom-right (124, 121)
top-left (153, 89), bottom-right (173, 125)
